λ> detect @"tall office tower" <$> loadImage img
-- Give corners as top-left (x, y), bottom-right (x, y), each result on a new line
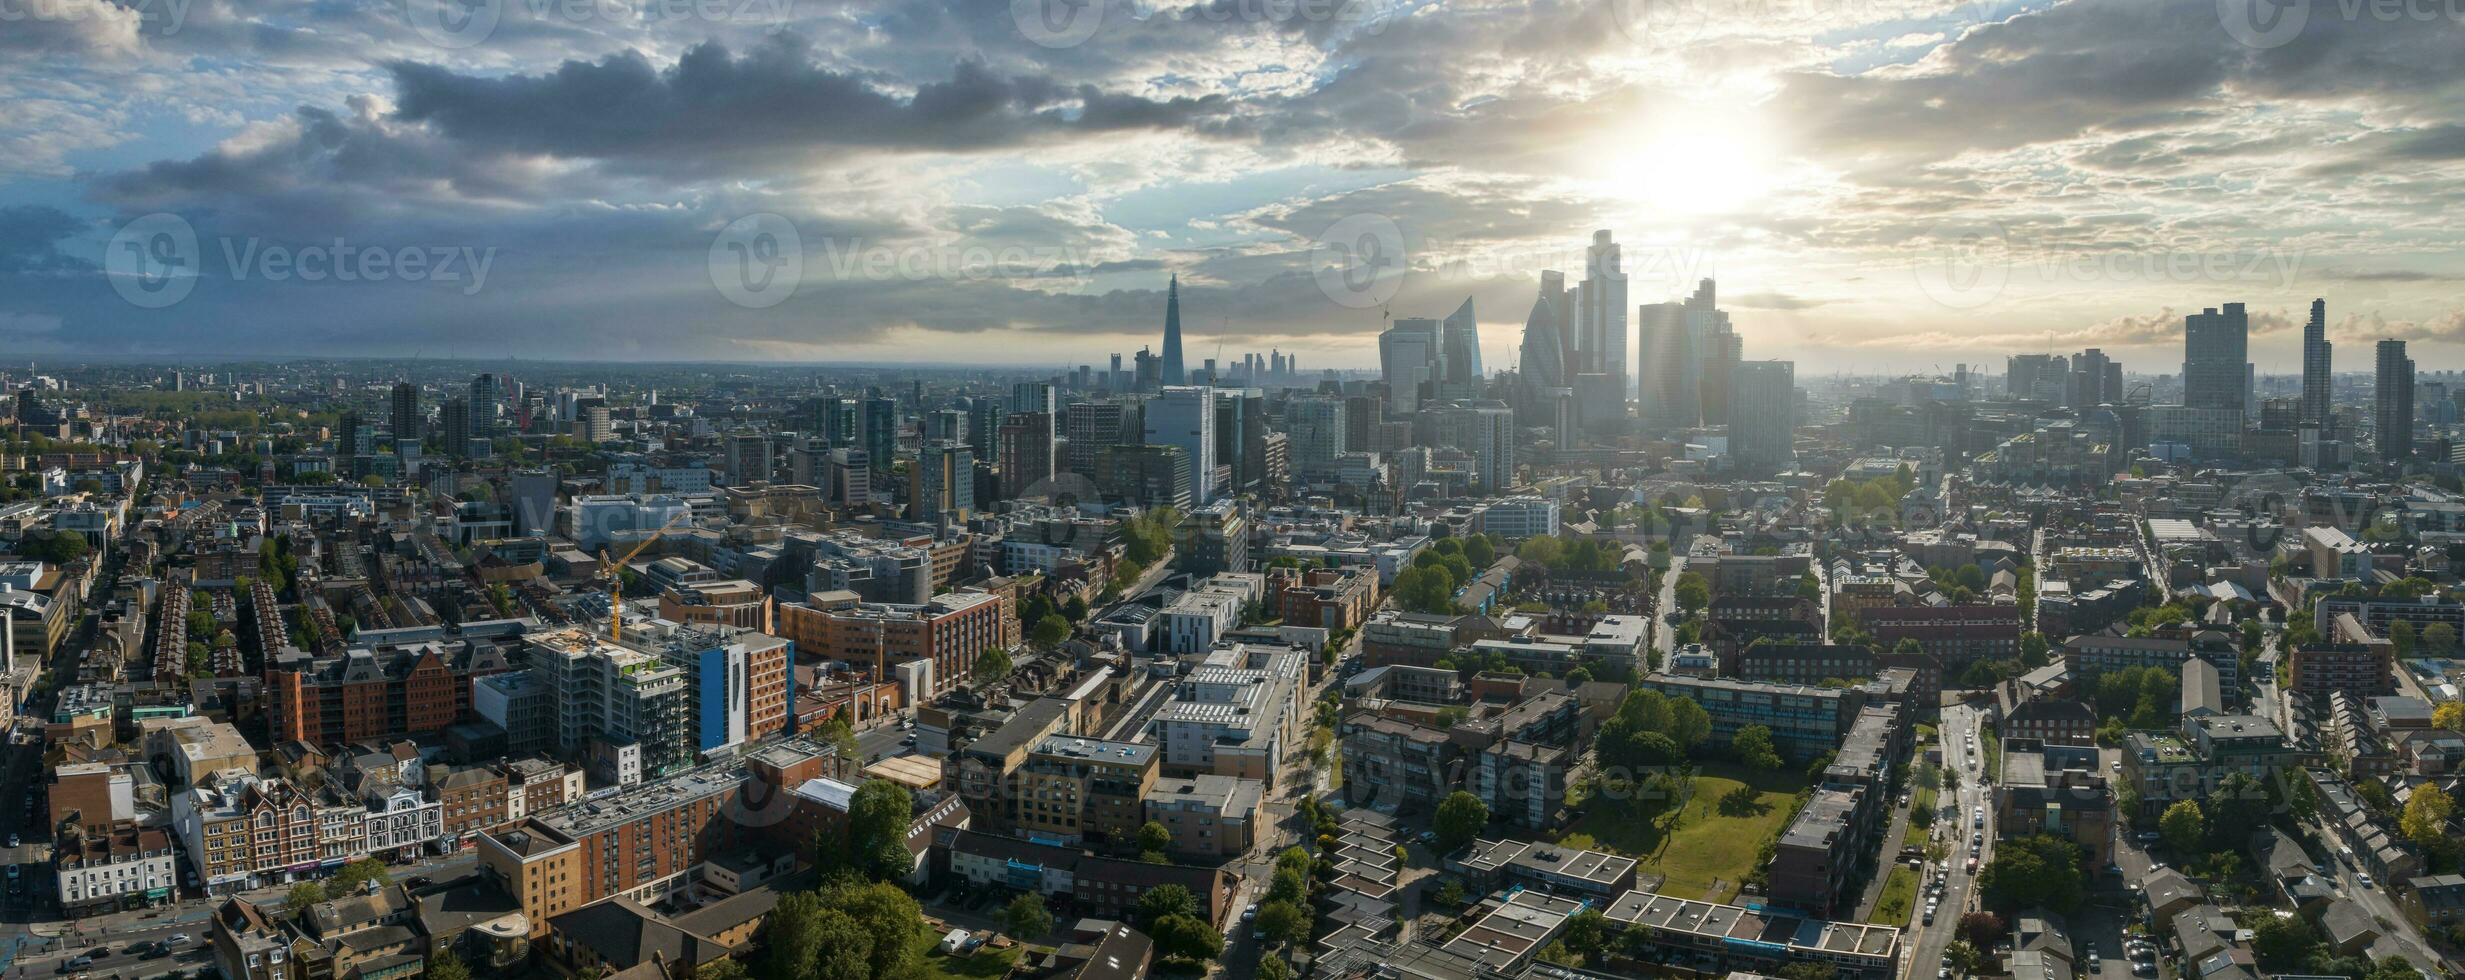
top-left (860, 395), bottom-right (899, 471)
top-left (1343, 394), bottom-right (1382, 454)
top-left (1438, 297), bottom-right (1481, 391)
top-left (997, 411), bottom-right (1056, 499)
top-left (2376, 339), bottom-right (2415, 462)
top-left (2303, 298), bottom-right (2333, 427)
top-left (1699, 320), bottom-right (1741, 425)
top-left (2182, 303), bottom-right (2252, 418)
top-left (1160, 275), bottom-right (1187, 386)
top-left (1284, 394), bottom-right (1347, 481)
top-left (1517, 292), bottom-right (1569, 423)
top-left (440, 397), bottom-right (472, 459)
top-left (817, 397), bottom-right (858, 446)
top-left (511, 469), bottom-right (558, 536)
top-left (1431, 401), bottom-right (1517, 494)
top-left (1064, 401), bottom-right (1135, 478)
top-left (469, 373), bottom-right (501, 436)
top-left (1729, 360), bottom-right (1797, 473)
top-left (923, 408), bottom-right (967, 445)
top-left (1637, 278), bottom-right (1726, 427)
top-left (335, 411), bottom-right (364, 458)
top-left (1011, 381), bottom-right (1057, 419)
top-left (2067, 348), bottom-right (2122, 408)
top-left (827, 448), bottom-right (871, 506)
top-left (1134, 347), bottom-right (1161, 392)
top-left (1578, 231), bottom-right (1628, 396)
top-left (1379, 317), bottom-right (1444, 415)
top-left (1109, 353), bottom-right (1126, 392)
top-left (1539, 270), bottom-right (1578, 381)
top-left (1142, 386), bottom-right (1216, 503)
top-left (726, 433), bottom-right (773, 485)
top-left (914, 441), bottom-right (975, 522)
top-left (1212, 390), bottom-right (1268, 493)
top-left (390, 382), bottom-right (421, 445)
top-left (2005, 353), bottom-right (2070, 403)
top-left (966, 397), bottom-right (1004, 459)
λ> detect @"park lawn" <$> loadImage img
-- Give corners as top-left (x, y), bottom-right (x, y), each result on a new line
top-left (1870, 865), bottom-right (1919, 924)
top-left (1980, 725), bottom-right (2002, 781)
top-left (914, 934), bottom-right (1023, 980)
top-left (1565, 762), bottom-right (1806, 903)
top-left (1913, 784), bottom-right (1937, 815)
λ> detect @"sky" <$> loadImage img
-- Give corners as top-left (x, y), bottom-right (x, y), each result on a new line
top-left (3, 0), bottom-right (2464, 373)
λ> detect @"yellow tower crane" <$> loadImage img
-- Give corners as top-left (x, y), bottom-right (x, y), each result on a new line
top-left (596, 511), bottom-right (690, 642)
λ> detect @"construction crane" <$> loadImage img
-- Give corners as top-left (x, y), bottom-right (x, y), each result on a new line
top-left (596, 511), bottom-right (690, 642)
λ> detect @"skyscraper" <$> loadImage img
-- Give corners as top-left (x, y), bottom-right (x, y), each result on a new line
top-left (915, 441), bottom-right (975, 522)
top-left (1517, 291), bottom-right (1568, 419)
top-left (1729, 360), bottom-right (1796, 473)
top-left (2067, 348), bottom-right (2122, 408)
top-left (1160, 275), bottom-right (1186, 386)
top-left (1578, 230), bottom-right (1627, 393)
top-left (997, 412), bottom-right (1055, 499)
top-left (1438, 297), bottom-right (1481, 390)
top-left (1378, 317), bottom-right (1443, 414)
top-left (861, 395), bottom-right (898, 471)
top-left (1539, 270), bottom-right (1577, 381)
top-left (1142, 386), bottom-right (1216, 503)
top-left (1431, 401), bottom-right (1517, 494)
top-left (469, 373), bottom-right (501, 437)
top-left (390, 382), bottom-right (421, 445)
top-left (440, 396), bottom-right (472, 459)
top-left (2182, 303), bottom-right (2251, 418)
top-left (1638, 279), bottom-right (1726, 427)
top-left (2376, 339), bottom-right (2414, 462)
top-left (2006, 353), bottom-right (2068, 403)
top-left (1284, 394), bottom-right (1347, 481)
top-left (2302, 298), bottom-right (2333, 428)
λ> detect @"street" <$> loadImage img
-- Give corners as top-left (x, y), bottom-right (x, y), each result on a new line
top-left (1904, 700), bottom-right (1996, 980)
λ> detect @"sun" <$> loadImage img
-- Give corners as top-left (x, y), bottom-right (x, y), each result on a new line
top-left (1588, 101), bottom-right (1783, 217)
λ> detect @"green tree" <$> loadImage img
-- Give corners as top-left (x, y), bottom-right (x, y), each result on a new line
top-left (1255, 899), bottom-right (1310, 946)
top-left (329, 857), bottom-right (390, 893)
top-left (2400, 787), bottom-right (2454, 854)
top-left (1031, 614), bottom-right (1072, 651)
top-left (2159, 800), bottom-right (2206, 853)
top-left (1732, 724), bottom-right (1783, 770)
top-left (1148, 913), bottom-right (1225, 964)
top-left (425, 950), bottom-right (473, 980)
top-left (1268, 865), bottom-right (1309, 905)
top-left (1435, 791), bottom-right (1489, 851)
top-left (2390, 619), bottom-right (2417, 657)
top-left (697, 959), bottom-right (750, 980)
top-left (1138, 820), bottom-right (1173, 858)
top-left (1673, 572), bottom-right (1710, 614)
top-left (972, 646), bottom-right (1014, 687)
top-left (2018, 632), bottom-right (2050, 669)
top-left (285, 881), bottom-right (326, 913)
top-left (1976, 834), bottom-right (2086, 914)
top-left (1258, 956), bottom-right (1295, 980)
top-left (1667, 696), bottom-right (1712, 749)
top-left (1462, 535), bottom-right (1497, 569)
top-left (1134, 884), bottom-right (1197, 925)
top-left (2424, 622), bottom-right (2459, 657)
top-left (1003, 892), bottom-right (1055, 940)
top-left (846, 779), bottom-right (916, 881)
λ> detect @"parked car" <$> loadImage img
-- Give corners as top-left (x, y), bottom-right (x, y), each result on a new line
top-left (56, 958), bottom-right (90, 974)
top-left (2358, 872), bottom-right (2375, 889)
top-left (168, 934), bottom-right (193, 947)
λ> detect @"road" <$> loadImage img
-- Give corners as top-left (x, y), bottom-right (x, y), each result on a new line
top-left (1905, 700), bottom-right (1995, 979)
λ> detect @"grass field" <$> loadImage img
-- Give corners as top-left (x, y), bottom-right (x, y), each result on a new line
top-left (914, 933), bottom-right (1024, 980)
top-left (1565, 762), bottom-right (1807, 903)
top-left (1869, 865), bottom-right (1919, 924)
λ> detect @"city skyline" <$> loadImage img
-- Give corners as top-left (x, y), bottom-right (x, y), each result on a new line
top-left (1, 1), bottom-right (2462, 367)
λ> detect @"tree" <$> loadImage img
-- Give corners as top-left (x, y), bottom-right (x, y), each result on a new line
top-left (846, 779), bottom-right (916, 881)
top-left (1462, 535), bottom-right (1497, 569)
top-left (1666, 697), bottom-right (1711, 750)
top-left (1268, 865), bottom-right (1309, 905)
top-left (697, 960), bottom-right (750, 980)
top-left (1004, 892), bottom-right (1055, 940)
top-left (1977, 834), bottom-right (2087, 914)
top-left (1434, 791), bottom-right (1489, 851)
top-left (2425, 622), bottom-right (2459, 657)
top-left (2435, 700), bottom-right (2465, 732)
top-left (2159, 800), bottom-right (2205, 853)
top-left (329, 857), bottom-right (390, 893)
top-left (1673, 572), bottom-right (1709, 615)
top-left (1392, 566), bottom-right (1458, 615)
top-left (1258, 956), bottom-right (1295, 980)
top-left (1957, 911), bottom-right (2006, 951)
top-left (426, 951), bottom-right (473, 980)
top-left (1255, 899), bottom-right (1310, 946)
top-left (1138, 820), bottom-right (1173, 858)
top-left (1776, 964), bottom-right (1837, 980)
top-left (1135, 885), bottom-right (1197, 925)
top-left (972, 646), bottom-right (1014, 687)
top-left (2248, 914), bottom-right (2317, 970)
top-left (285, 881), bottom-right (326, 912)
top-left (2391, 619), bottom-right (2418, 657)
top-left (1031, 614), bottom-right (1072, 651)
top-left (2400, 787), bottom-right (2455, 853)
top-left (1148, 913), bottom-right (1225, 964)
top-left (1733, 724), bottom-right (1783, 771)
top-left (2018, 632), bottom-right (2051, 669)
